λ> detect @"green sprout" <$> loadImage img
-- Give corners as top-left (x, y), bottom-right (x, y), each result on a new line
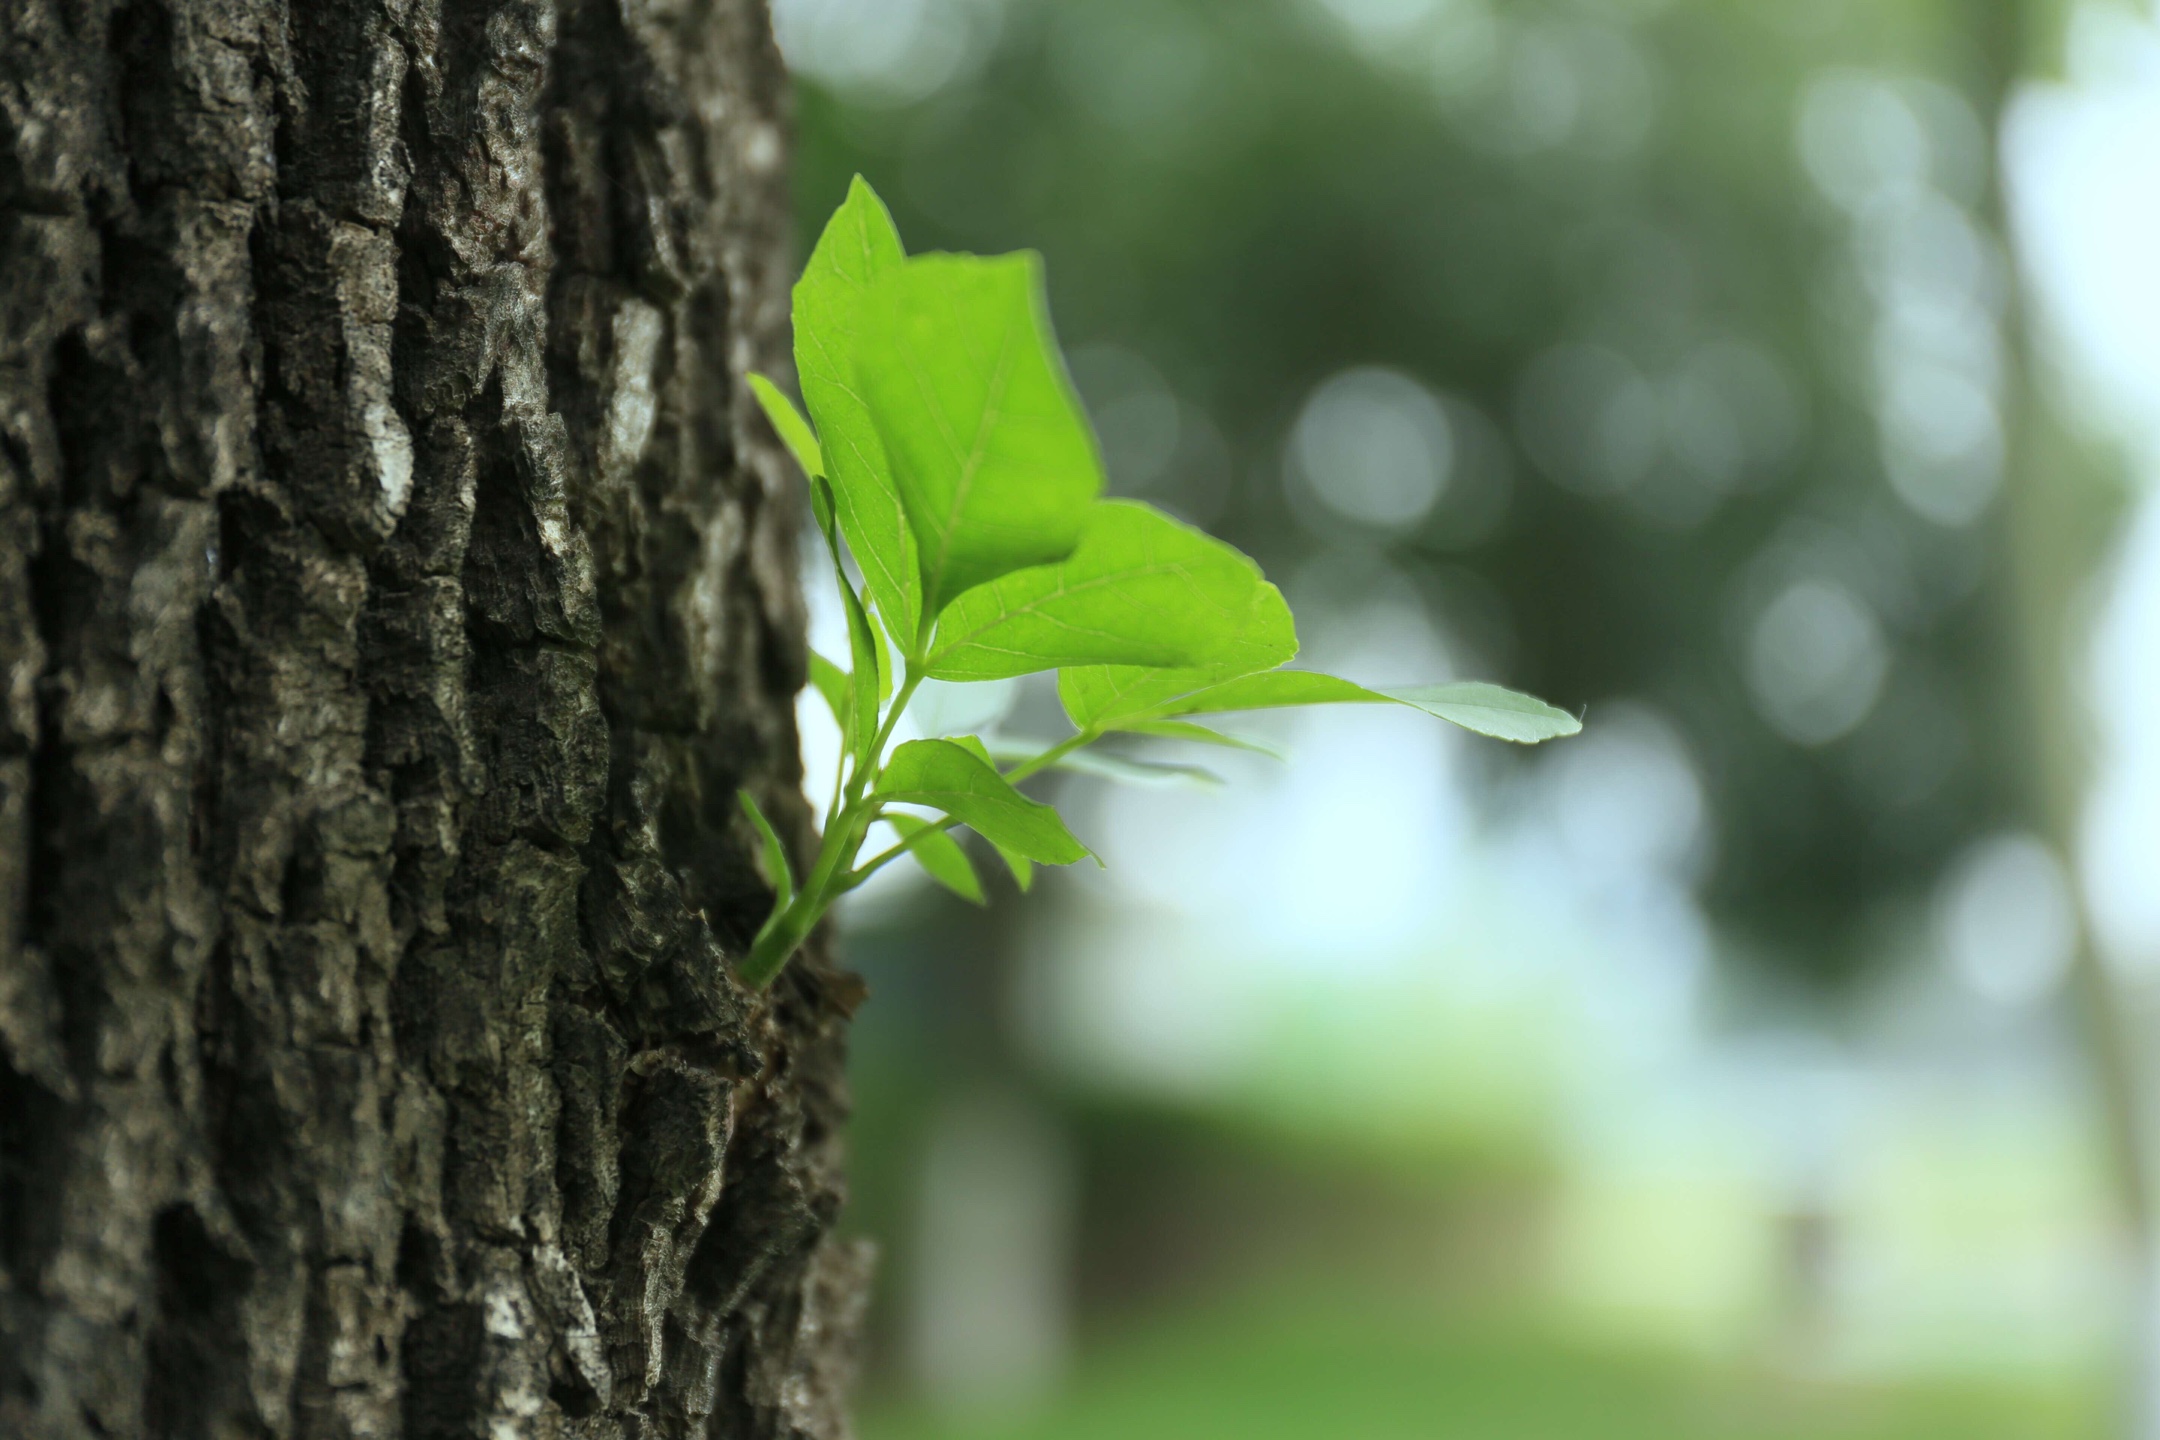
top-left (740, 177), bottom-right (1579, 988)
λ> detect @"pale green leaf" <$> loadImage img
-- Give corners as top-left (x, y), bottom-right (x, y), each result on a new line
top-left (860, 251), bottom-right (1101, 619)
top-left (924, 500), bottom-right (1295, 681)
top-left (870, 605), bottom-right (897, 703)
top-left (1373, 682), bottom-right (1583, 743)
top-left (810, 476), bottom-right (837, 541)
top-left (795, 176), bottom-right (922, 644)
top-left (877, 739), bottom-right (1090, 864)
top-left (748, 373), bottom-right (824, 479)
top-left (1152, 669), bottom-right (1376, 716)
top-left (839, 573), bottom-right (881, 764)
top-left (889, 814), bottom-right (985, 903)
top-left (1068, 666), bottom-right (1579, 745)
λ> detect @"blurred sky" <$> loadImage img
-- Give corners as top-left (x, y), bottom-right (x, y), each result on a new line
top-left (767, 0), bottom-right (2160, 1425)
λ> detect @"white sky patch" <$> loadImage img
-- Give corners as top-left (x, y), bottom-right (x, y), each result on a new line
top-left (2006, 3), bottom-right (2160, 980)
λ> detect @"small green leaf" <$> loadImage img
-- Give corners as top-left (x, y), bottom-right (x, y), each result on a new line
top-left (738, 790), bottom-right (795, 909)
top-left (795, 176), bottom-right (923, 645)
top-left (839, 577), bottom-right (882, 764)
top-left (994, 844), bottom-right (1034, 892)
top-left (878, 738), bottom-right (1091, 864)
top-left (924, 501), bottom-right (1296, 681)
top-left (1373, 682), bottom-right (1583, 743)
top-left (889, 814), bottom-right (985, 903)
top-left (870, 605), bottom-right (897, 704)
top-left (748, 373), bottom-right (825, 479)
top-left (860, 251), bottom-right (1101, 619)
top-left (807, 650), bottom-right (851, 731)
top-left (810, 476), bottom-right (838, 542)
top-left (1120, 719), bottom-right (1284, 758)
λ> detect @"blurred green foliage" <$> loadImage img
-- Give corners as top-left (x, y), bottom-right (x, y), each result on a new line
top-left (793, 0), bottom-right (2040, 983)
top-left (858, 1281), bottom-right (2102, 1440)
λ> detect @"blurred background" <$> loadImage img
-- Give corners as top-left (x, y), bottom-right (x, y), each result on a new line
top-left (766, 0), bottom-right (2160, 1434)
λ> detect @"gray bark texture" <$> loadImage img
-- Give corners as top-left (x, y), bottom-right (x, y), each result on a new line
top-left (0, 1), bottom-right (871, 1436)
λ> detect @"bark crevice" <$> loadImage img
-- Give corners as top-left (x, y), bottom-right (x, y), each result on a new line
top-left (0, 2), bottom-right (864, 1436)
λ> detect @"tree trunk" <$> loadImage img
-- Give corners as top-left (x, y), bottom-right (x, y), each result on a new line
top-left (0, 2), bottom-right (869, 1437)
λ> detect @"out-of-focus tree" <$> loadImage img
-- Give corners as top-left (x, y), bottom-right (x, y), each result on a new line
top-left (790, 0), bottom-right (2041, 987)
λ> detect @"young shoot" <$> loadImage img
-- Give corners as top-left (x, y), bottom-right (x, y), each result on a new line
top-left (738, 178), bottom-right (1580, 988)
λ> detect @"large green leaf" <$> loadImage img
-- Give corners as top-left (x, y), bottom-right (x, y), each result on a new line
top-left (877, 739), bottom-right (1091, 864)
top-left (888, 814), bottom-right (985, 903)
top-left (860, 252), bottom-right (1101, 621)
top-left (794, 177), bottom-right (922, 644)
top-left (838, 573), bottom-right (882, 764)
top-left (924, 501), bottom-right (1295, 681)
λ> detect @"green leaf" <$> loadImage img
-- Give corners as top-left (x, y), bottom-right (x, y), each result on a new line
top-left (1120, 719), bottom-right (1284, 758)
top-left (807, 650), bottom-right (851, 731)
top-left (860, 251), bottom-right (1101, 619)
top-left (870, 605), bottom-right (897, 704)
top-left (810, 476), bottom-right (838, 541)
top-left (1371, 682), bottom-right (1584, 744)
top-left (1065, 666), bottom-right (1578, 744)
top-left (888, 814), bottom-right (985, 904)
top-left (748, 373), bottom-right (824, 479)
top-left (738, 790), bottom-right (795, 909)
top-left (1151, 669), bottom-right (1377, 716)
top-left (795, 176), bottom-right (923, 645)
top-left (948, 733), bottom-right (996, 767)
top-left (988, 738), bottom-right (1221, 788)
top-left (1164, 669), bottom-right (1581, 744)
top-left (877, 738), bottom-right (1091, 864)
top-left (993, 843), bottom-right (1034, 893)
top-left (839, 574), bottom-right (882, 764)
top-left (924, 501), bottom-right (1296, 681)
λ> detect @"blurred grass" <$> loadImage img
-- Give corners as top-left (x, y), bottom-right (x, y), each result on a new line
top-left (858, 1284), bottom-right (2106, 1440)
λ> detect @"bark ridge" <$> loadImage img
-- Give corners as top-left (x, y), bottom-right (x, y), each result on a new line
top-left (0, 1), bottom-right (866, 1435)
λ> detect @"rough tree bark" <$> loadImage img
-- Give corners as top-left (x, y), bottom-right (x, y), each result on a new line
top-left (0, 2), bottom-right (870, 1436)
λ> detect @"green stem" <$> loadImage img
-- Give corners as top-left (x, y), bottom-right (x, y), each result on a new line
top-left (741, 796), bottom-right (874, 988)
top-left (1002, 727), bottom-right (1099, 783)
top-left (842, 814), bottom-right (958, 892)
top-left (851, 671), bottom-right (921, 806)
top-left (742, 707), bottom-right (1104, 988)
top-left (743, 662), bottom-right (931, 986)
